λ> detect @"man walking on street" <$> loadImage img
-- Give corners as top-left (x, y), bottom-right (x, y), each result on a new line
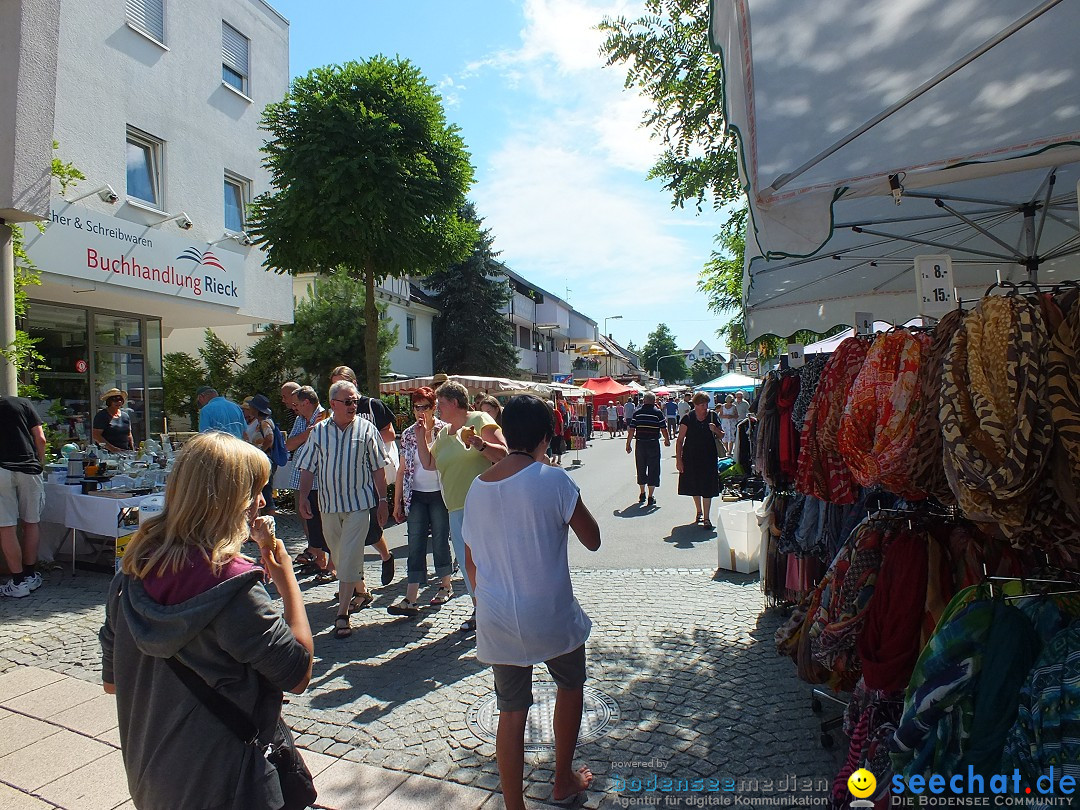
top-left (625, 392), bottom-right (670, 507)
top-left (295, 380), bottom-right (389, 639)
top-left (0, 396), bottom-right (46, 597)
top-left (734, 390), bottom-right (750, 420)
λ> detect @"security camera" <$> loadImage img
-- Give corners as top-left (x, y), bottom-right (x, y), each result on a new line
top-left (154, 211), bottom-right (195, 230)
top-left (238, 232), bottom-right (254, 247)
top-left (177, 215), bottom-right (193, 230)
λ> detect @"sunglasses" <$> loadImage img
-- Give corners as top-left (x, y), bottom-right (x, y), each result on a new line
top-left (333, 398), bottom-right (360, 406)
top-left (413, 403), bottom-right (433, 411)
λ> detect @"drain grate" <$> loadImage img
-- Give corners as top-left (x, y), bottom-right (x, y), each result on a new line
top-left (467, 683), bottom-right (620, 752)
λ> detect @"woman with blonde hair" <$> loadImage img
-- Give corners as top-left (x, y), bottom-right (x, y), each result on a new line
top-left (100, 432), bottom-right (314, 810)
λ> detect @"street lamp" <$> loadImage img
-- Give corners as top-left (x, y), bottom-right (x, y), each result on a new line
top-left (603, 316), bottom-right (622, 377)
top-left (653, 353), bottom-right (682, 384)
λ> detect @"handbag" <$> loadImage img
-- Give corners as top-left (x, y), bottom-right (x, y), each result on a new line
top-left (164, 657), bottom-right (317, 810)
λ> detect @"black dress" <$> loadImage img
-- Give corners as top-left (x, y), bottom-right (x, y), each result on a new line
top-left (678, 412), bottom-right (720, 497)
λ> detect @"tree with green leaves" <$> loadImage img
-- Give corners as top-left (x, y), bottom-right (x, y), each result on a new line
top-left (249, 56), bottom-right (478, 397)
top-left (162, 352), bottom-right (205, 427)
top-left (282, 271), bottom-right (397, 398)
top-left (234, 326), bottom-right (299, 427)
top-left (640, 324), bottom-right (688, 383)
top-left (198, 329), bottom-right (241, 399)
top-left (691, 354), bottom-right (726, 385)
top-left (426, 205), bottom-right (519, 377)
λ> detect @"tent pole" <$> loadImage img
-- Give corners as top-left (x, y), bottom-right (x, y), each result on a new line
top-left (765, 0), bottom-right (1066, 195)
top-left (1024, 205), bottom-right (1038, 283)
top-left (933, 200), bottom-right (1024, 260)
top-left (850, 226), bottom-right (1016, 260)
top-left (1033, 173), bottom-right (1056, 254)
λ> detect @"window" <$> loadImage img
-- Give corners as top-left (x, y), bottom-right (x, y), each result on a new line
top-left (222, 22), bottom-right (250, 94)
top-left (406, 315), bottom-right (416, 347)
top-left (126, 128), bottom-right (162, 207)
top-left (224, 173), bottom-right (248, 232)
top-left (126, 0), bottom-right (164, 44)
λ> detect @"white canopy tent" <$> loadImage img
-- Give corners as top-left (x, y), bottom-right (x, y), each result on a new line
top-left (709, 0), bottom-right (1080, 340)
top-left (696, 372), bottom-right (760, 393)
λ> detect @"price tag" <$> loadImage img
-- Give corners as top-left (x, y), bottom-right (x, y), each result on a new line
top-left (787, 343), bottom-right (805, 369)
top-left (854, 312), bottom-right (874, 336)
top-left (914, 255), bottom-right (955, 317)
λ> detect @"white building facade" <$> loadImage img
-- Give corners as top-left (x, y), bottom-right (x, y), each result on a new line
top-left (4, 0), bottom-right (292, 443)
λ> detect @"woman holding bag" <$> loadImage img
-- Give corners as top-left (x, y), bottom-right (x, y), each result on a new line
top-left (100, 432), bottom-right (314, 810)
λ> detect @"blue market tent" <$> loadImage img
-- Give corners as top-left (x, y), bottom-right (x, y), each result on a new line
top-left (696, 373), bottom-right (760, 394)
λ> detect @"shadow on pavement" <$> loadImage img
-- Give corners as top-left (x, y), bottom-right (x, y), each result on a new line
top-left (662, 524), bottom-right (716, 549)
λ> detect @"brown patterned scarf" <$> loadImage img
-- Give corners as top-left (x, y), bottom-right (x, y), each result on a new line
top-left (940, 295), bottom-right (1053, 531)
top-left (910, 309), bottom-right (965, 504)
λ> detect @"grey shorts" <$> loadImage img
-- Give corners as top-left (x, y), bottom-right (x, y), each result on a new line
top-left (0, 469), bottom-right (45, 528)
top-left (492, 645), bottom-right (587, 712)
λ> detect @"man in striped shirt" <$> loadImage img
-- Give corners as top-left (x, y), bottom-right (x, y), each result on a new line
top-left (625, 392), bottom-right (671, 507)
top-left (296, 380), bottom-right (388, 639)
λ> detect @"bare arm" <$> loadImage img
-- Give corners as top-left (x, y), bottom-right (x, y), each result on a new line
top-left (32, 424), bottom-right (46, 465)
top-left (471, 424), bottom-right (508, 462)
top-left (465, 543), bottom-right (478, 594)
top-left (92, 428), bottom-right (126, 454)
top-left (569, 496), bottom-right (601, 551)
top-left (417, 418), bottom-right (437, 471)
top-left (298, 469), bottom-right (314, 520)
top-left (380, 422), bottom-right (396, 443)
top-left (252, 518), bottom-right (313, 693)
top-left (285, 427), bottom-right (310, 452)
top-left (393, 452), bottom-right (407, 523)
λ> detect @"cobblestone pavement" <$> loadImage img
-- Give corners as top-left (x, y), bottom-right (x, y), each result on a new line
top-left (0, 512), bottom-right (843, 809)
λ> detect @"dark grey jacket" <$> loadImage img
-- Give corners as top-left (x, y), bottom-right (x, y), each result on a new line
top-left (100, 569), bottom-right (310, 810)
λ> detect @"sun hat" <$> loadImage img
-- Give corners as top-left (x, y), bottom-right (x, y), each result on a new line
top-left (100, 388), bottom-right (127, 402)
top-left (249, 394), bottom-right (273, 416)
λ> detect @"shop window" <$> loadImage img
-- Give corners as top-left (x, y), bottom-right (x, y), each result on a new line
top-left (95, 314), bottom-right (142, 348)
top-left (126, 128), bottom-right (162, 207)
top-left (224, 173), bottom-right (249, 232)
top-left (222, 22), bottom-right (250, 95)
top-left (406, 315), bottom-right (416, 347)
top-left (126, 0), bottom-right (164, 44)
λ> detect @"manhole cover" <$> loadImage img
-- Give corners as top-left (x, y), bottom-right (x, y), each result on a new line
top-left (467, 683), bottom-right (619, 752)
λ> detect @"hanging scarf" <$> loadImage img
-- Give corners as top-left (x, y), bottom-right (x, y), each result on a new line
top-left (792, 354), bottom-right (827, 431)
top-left (837, 330), bottom-right (928, 497)
top-left (940, 296), bottom-right (1053, 531)
top-left (796, 338), bottom-right (869, 504)
top-left (776, 374), bottom-right (801, 480)
top-left (910, 308), bottom-right (965, 504)
top-left (753, 376), bottom-right (779, 484)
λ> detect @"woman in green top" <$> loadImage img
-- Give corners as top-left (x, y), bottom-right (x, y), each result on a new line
top-left (417, 381), bottom-right (507, 632)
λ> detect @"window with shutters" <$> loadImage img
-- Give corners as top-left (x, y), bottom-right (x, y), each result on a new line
top-left (126, 0), bottom-right (165, 44)
top-left (222, 22), bottom-right (250, 95)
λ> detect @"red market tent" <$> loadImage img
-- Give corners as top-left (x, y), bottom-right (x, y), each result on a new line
top-left (581, 377), bottom-right (635, 406)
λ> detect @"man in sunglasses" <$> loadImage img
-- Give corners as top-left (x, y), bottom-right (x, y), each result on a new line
top-left (295, 380), bottom-right (389, 638)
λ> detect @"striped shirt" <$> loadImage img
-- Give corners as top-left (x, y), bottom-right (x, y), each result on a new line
top-left (629, 404), bottom-right (667, 441)
top-left (293, 414), bottom-right (387, 514)
top-left (288, 406), bottom-right (325, 490)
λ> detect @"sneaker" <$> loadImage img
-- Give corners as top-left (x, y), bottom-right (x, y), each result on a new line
top-left (0, 579), bottom-right (31, 598)
top-left (387, 599), bottom-right (421, 617)
top-left (638, 493), bottom-right (647, 504)
top-left (24, 572), bottom-right (42, 592)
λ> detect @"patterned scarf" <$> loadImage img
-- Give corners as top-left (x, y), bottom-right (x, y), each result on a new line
top-left (837, 330), bottom-right (929, 497)
top-left (940, 296), bottom-right (1053, 531)
top-left (1045, 289), bottom-right (1080, 536)
top-left (792, 354), bottom-right (828, 431)
top-left (776, 375), bottom-right (801, 480)
top-left (910, 308), bottom-right (965, 504)
top-left (796, 338), bottom-right (870, 504)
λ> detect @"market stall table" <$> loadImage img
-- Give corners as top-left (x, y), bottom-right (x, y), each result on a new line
top-left (40, 483), bottom-right (153, 570)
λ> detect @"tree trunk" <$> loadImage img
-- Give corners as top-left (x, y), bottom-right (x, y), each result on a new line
top-left (364, 266), bottom-right (380, 398)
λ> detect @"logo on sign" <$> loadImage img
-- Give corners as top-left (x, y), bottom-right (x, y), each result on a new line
top-left (175, 248), bottom-right (226, 271)
top-left (75, 360), bottom-right (88, 374)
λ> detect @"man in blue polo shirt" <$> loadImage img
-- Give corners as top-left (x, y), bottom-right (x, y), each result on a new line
top-left (195, 386), bottom-right (246, 438)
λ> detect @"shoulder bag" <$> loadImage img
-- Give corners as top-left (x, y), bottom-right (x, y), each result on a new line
top-left (164, 657), bottom-right (317, 810)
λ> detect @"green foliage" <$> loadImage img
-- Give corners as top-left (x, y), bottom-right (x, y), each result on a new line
top-left (640, 324), bottom-right (688, 382)
top-left (250, 56), bottom-right (478, 396)
top-left (282, 272), bottom-right (397, 397)
top-left (198, 329), bottom-right (242, 398)
top-left (691, 354), bottom-right (726, 385)
top-left (625, 339), bottom-right (638, 354)
top-left (599, 0), bottom-right (741, 213)
top-left (426, 204), bottom-right (519, 377)
top-left (698, 207), bottom-right (747, 314)
top-left (6, 143), bottom-right (85, 396)
top-left (234, 326), bottom-right (299, 427)
top-left (162, 352), bottom-right (205, 426)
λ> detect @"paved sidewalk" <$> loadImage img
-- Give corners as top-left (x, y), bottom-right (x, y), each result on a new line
top-left (0, 665), bottom-right (515, 809)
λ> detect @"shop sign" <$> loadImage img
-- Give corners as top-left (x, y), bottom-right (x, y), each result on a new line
top-left (75, 360), bottom-right (88, 373)
top-left (24, 201), bottom-right (245, 308)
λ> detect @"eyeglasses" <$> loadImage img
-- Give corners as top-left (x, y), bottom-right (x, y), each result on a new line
top-left (413, 403), bottom-right (433, 411)
top-left (333, 398), bottom-right (360, 406)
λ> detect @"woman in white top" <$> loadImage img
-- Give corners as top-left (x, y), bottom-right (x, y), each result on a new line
top-left (390, 388), bottom-right (454, 616)
top-left (719, 394), bottom-right (739, 457)
top-left (462, 395), bottom-right (601, 810)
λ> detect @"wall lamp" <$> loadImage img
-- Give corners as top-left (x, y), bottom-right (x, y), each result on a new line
top-left (208, 231), bottom-right (254, 247)
top-left (154, 211), bottom-right (194, 230)
top-left (65, 184), bottom-right (120, 205)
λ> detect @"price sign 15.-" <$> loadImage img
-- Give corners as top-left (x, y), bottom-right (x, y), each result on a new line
top-left (913, 255), bottom-right (955, 317)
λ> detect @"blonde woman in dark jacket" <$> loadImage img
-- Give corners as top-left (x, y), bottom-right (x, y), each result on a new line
top-left (100, 432), bottom-right (313, 809)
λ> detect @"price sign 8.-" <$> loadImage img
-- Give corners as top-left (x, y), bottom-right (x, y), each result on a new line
top-left (913, 255), bottom-right (955, 317)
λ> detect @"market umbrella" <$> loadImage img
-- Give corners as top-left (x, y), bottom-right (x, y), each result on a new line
top-left (710, 0), bottom-right (1080, 340)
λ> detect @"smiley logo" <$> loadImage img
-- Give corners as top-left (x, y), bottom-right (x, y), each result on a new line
top-left (848, 769), bottom-right (876, 798)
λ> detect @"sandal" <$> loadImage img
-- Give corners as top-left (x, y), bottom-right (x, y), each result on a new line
top-left (459, 612), bottom-right (477, 633)
top-left (694, 513), bottom-right (703, 524)
top-left (313, 569), bottom-right (336, 585)
top-left (387, 599), bottom-right (421, 617)
top-left (430, 587), bottom-right (452, 605)
top-left (333, 614), bottom-right (352, 639)
top-left (349, 592), bottom-right (374, 613)
top-left (293, 551), bottom-right (315, 568)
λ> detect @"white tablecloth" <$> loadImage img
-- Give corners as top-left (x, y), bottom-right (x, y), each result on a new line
top-left (43, 483), bottom-right (151, 538)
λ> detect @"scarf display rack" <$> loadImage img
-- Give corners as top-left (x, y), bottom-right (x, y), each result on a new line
top-left (750, 287), bottom-right (1080, 808)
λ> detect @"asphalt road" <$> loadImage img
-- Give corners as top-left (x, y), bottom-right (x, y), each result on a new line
top-left (380, 432), bottom-right (730, 571)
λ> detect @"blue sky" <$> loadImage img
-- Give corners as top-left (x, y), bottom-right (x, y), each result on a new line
top-left (269, 0), bottom-right (726, 354)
